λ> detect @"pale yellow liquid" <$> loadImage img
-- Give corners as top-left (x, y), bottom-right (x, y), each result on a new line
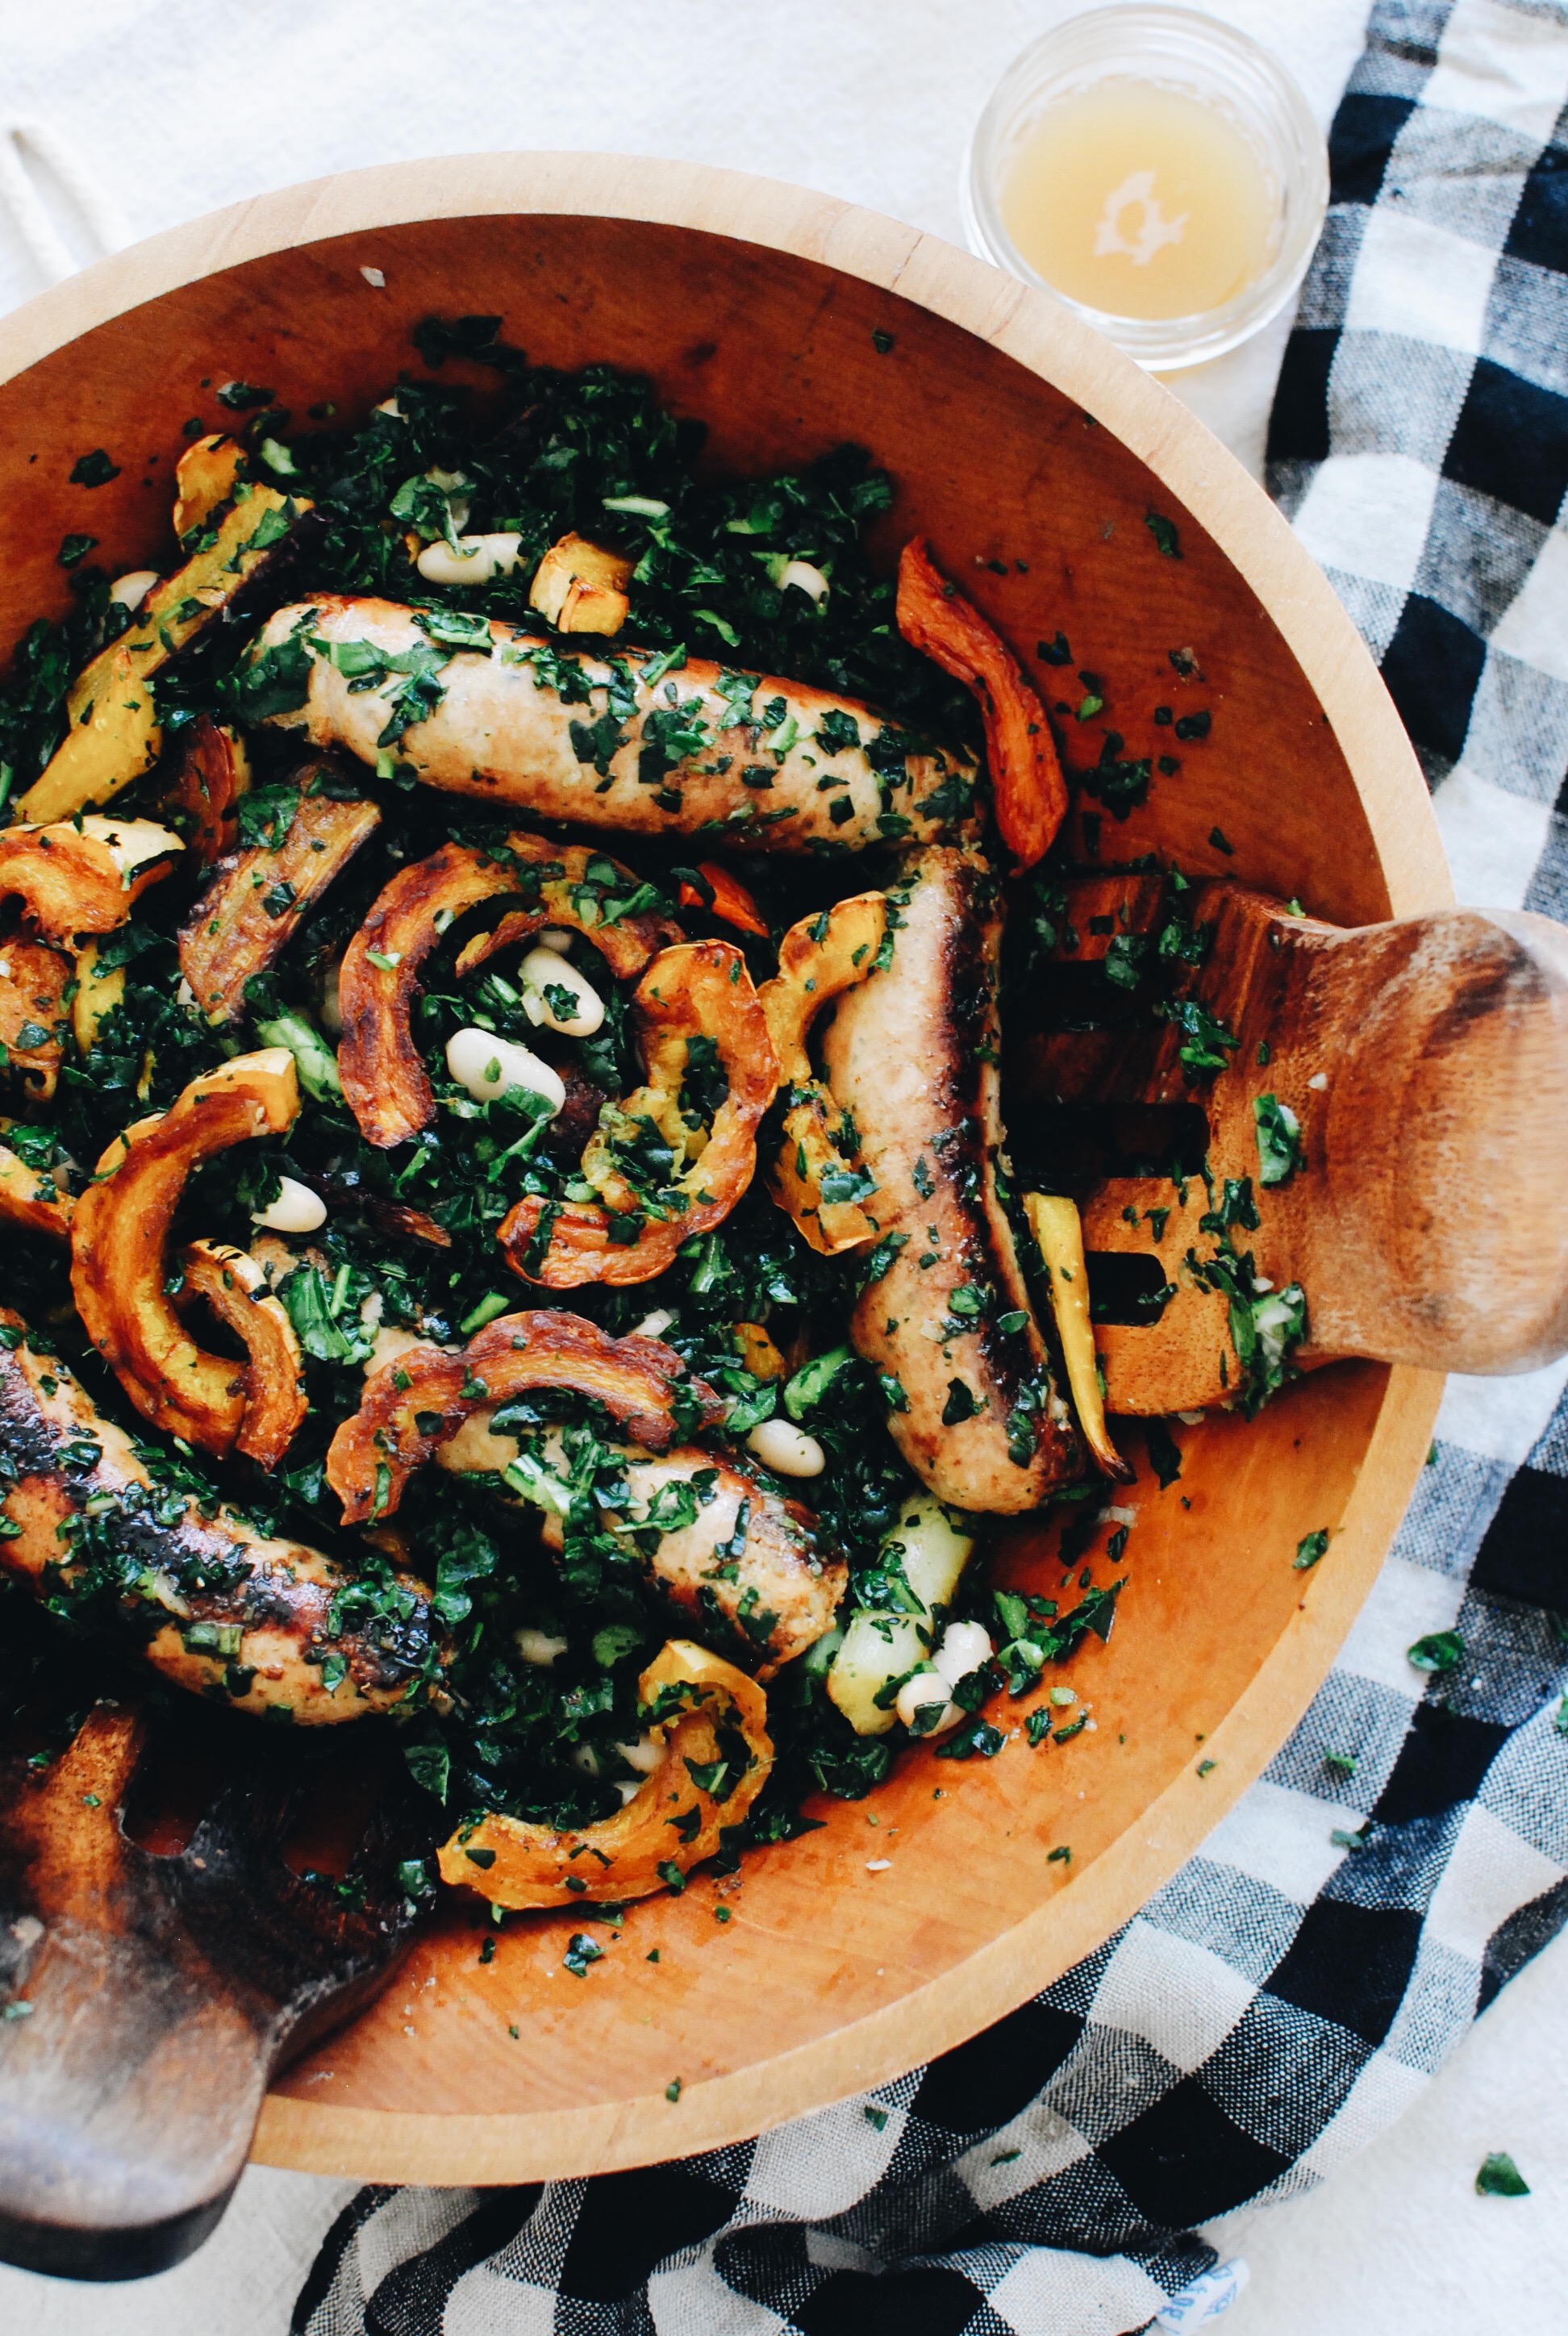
top-left (1000, 83), bottom-right (1275, 319)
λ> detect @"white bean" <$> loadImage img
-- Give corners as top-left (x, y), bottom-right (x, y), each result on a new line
top-left (414, 540), bottom-right (478, 587)
top-left (420, 467), bottom-right (471, 536)
top-left (250, 1174), bottom-right (327, 1233)
top-left (536, 928), bottom-right (574, 953)
top-left (109, 569), bottom-right (159, 610)
top-left (630, 1308), bottom-right (676, 1340)
top-left (895, 1670), bottom-right (961, 1735)
top-left (518, 945), bottom-right (603, 1038)
top-left (516, 1627), bottom-right (569, 1667)
top-left (779, 558), bottom-right (830, 603)
top-left (615, 1733), bottom-right (664, 1775)
top-left (932, 1620), bottom-right (992, 1688)
top-left (747, 1418), bottom-right (826, 1478)
top-left (445, 1027), bottom-right (565, 1115)
top-left (80, 814), bottom-right (182, 878)
top-left (415, 530), bottom-right (523, 588)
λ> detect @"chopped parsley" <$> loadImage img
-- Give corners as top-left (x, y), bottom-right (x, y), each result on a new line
top-left (1407, 1630), bottom-right (1466, 1675)
top-left (1253, 1092), bottom-right (1303, 1185)
top-left (69, 448), bottom-right (121, 487)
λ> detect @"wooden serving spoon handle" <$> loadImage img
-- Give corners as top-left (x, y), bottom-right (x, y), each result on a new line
top-left (0, 1703), bottom-right (418, 2280)
top-left (1017, 883), bottom-right (1568, 1411)
top-left (1261, 904), bottom-right (1568, 1375)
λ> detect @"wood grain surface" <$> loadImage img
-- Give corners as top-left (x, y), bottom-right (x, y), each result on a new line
top-left (1015, 875), bottom-right (1568, 1409)
top-left (0, 155), bottom-right (1449, 2187)
top-left (0, 1692), bottom-right (419, 2275)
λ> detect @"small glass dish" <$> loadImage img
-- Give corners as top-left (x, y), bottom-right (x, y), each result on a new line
top-left (961, 4), bottom-right (1328, 372)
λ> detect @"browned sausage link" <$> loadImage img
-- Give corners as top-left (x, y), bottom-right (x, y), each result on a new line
top-left (252, 596), bottom-right (978, 856)
top-left (0, 1310), bottom-right (444, 1722)
top-left (443, 1412), bottom-right (844, 1674)
top-left (821, 845), bottom-right (1082, 1512)
top-left (618, 1445), bottom-right (847, 1672)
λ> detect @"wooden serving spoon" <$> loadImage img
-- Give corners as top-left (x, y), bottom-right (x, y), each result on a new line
top-left (0, 1663), bottom-right (423, 2280)
top-left (1007, 871), bottom-right (1568, 1414)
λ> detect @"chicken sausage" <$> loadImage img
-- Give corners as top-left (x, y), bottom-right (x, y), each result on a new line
top-left (252, 596), bottom-right (976, 855)
top-left (434, 1411), bottom-right (845, 1671)
top-left (619, 1445), bottom-right (845, 1671)
top-left (0, 1312), bottom-right (443, 1721)
top-left (820, 845), bottom-right (1082, 1512)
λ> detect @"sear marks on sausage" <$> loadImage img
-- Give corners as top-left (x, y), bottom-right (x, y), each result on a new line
top-left (619, 1445), bottom-right (847, 1673)
top-left (253, 596), bottom-right (978, 857)
top-left (821, 845), bottom-right (1082, 1512)
top-left (0, 1310), bottom-right (442, 1722)
top-left (436, 1411), bottom-right (846, 1673)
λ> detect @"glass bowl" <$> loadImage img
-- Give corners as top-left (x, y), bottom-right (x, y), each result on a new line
top-left (961, 3), bottom-right (1328, 371)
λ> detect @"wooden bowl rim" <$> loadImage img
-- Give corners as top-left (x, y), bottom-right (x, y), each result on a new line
top-left (0, 153), bottom-right (1449, 2184)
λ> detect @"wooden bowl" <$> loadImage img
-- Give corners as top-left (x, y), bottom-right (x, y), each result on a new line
top-left (0, 155), bottom-right (1447, 2185)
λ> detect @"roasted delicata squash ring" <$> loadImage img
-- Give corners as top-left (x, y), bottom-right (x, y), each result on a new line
top-left (498, 940), bottom-right (780, 1288)
top-left (0, 816), bottom-right (182, 945)
top-left (1023, 1191), bottom-right (1133, 1484)
top-left (0, 937), bottom-right (71, 1102)
top-left (326, 1306), bottom-right (724, 1524)
top-left (761, 891), bottom-right (888, 1254)
top-left (339, 833), bottom-right (682, 1148)
top-left (438, 1639), bottom-right (771, 1909)
top-left (70, 1048), bottom-right (302, 1458)
top-left (17, 455), bottom-right (313, 826)
top-left (177, 1238), bottom-right (309, 1470)
top-left (172, 432), bottom-right (244, 538)
top-left (165, 714), bottom-right (252, 867)
top-left (897, 536), bottom-right (1068, 874)
top-left (178, 769), bottom-right (382, 1024)
top-left (0, 1134), bottom-right (73, 1238)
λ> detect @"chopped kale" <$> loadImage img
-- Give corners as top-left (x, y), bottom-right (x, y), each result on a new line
top-left (69, 449), bottom-right (121, 487)
top-left (1253, 1092), bottom-right (1304, 1185)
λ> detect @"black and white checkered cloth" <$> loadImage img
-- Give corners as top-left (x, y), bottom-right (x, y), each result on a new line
top-left (294, 7), bottom-right (1568, 2329)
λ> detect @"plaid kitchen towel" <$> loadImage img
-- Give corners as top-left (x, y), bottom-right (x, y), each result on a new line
top-left (294, 7), bottom-right (1568, 2331)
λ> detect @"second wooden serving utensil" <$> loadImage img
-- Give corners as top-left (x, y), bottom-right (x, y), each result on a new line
top-left (1007, 869), bottom-right (1568, 1416)
top-left (0, 1629), bottom-right (425, 2282)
